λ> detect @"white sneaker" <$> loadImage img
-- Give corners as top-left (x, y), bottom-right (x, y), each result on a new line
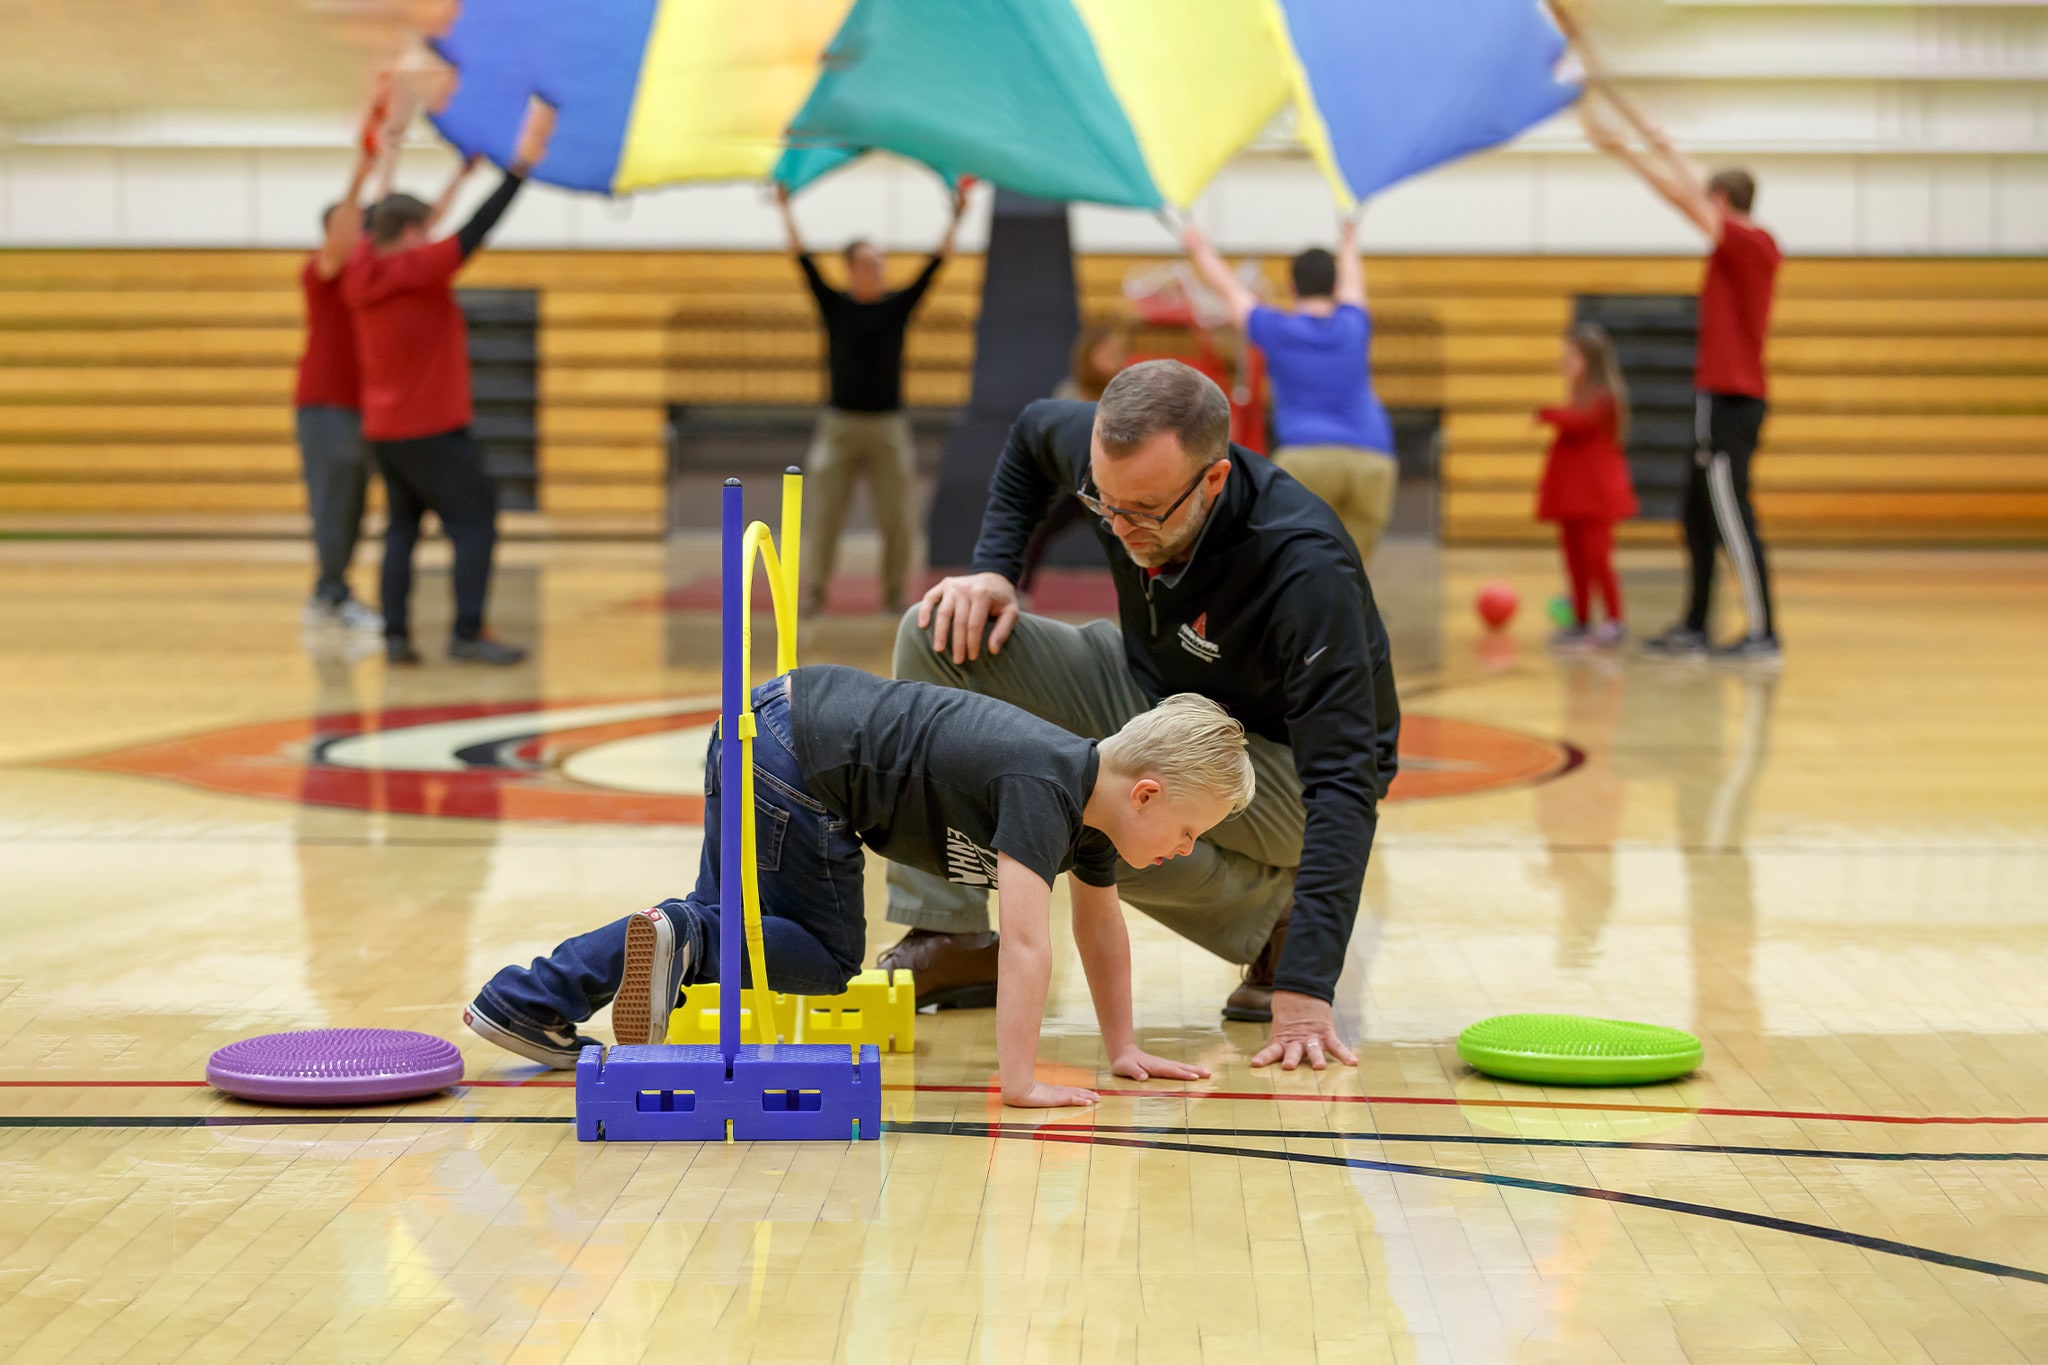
top-left (334, 599), bottom-right (384, 632)
top-left (303, 598), bottom-right (383, 632)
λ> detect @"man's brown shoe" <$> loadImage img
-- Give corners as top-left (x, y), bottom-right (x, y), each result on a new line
top-left (877, 928), bottom-right (1000, 1009)
top-left (1221, 911), bottom-right (1289, 1023)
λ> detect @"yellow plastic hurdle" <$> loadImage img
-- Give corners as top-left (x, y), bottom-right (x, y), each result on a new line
top-left (670, 468), bottom-right (916, 1055)
top-left (668, 971), bottom-right (917, 1053)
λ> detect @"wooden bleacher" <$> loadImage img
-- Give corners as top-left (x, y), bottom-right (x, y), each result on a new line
top-left (0, 250), bottom-right (2042, 540)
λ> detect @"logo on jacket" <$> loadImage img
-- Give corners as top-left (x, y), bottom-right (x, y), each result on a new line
top-left (944, 827), bottom-right (1001, 886)
top-left (1177, 611), bottom-right (1221, 663)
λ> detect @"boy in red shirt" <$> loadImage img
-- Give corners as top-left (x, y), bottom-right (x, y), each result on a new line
top-left (342, 100), bottom-right (554, 666)
top-left (1580, 86), bottom-right (1782, 666)
top-left (297, 103), bottom-right (475, 635)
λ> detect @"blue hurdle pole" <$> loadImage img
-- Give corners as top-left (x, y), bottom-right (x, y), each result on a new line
top-left (719, 478), bottom-right (743, 1064)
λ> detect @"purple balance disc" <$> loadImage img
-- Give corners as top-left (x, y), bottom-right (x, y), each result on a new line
top-left (207, 1028), bottom-right (464, 1105)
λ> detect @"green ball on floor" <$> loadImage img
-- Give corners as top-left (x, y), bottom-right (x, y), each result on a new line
top-left (1547, 595), bottom-right (1576, 628)
top-left (1457, 1014), bottom-right (1704, 1086)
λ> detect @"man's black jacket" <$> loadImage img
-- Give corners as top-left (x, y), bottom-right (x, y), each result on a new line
top-left (969, 399), bottom-right (1400, 1002)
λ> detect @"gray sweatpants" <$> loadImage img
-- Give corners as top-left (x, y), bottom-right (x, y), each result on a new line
top-left (805, 409), bottom-right (917, 609)
top-left (885, 609), bottom-right (1301, 965)
top-left (295, 405), bottom-right (368, 606)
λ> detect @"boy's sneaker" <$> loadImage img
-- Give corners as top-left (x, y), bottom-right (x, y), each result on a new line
top-left (1547, 625), bottom-right (1593, 651)
top-left (386, 637), bottom-right (422, 666)
top-left (1710, 634), bottom-right (1783, 669)
top-left (1592, 620), bottom-right (1627, 648)
top-left (303, 598), bottom-right (383, 631)
top-left (1638, 624), bottom-right (1709, 659)
top-left (614, 905), bottom-right (693, 1046)
top-left (334, 599), bottom-right (384, 632)
top-left (449, 635), bottom-right (528, 666)
top-left (462, 995), bottom-right (601, 1069)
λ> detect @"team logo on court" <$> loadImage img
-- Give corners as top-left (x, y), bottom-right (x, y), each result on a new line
top-left (1177, 612), bottom-right (1220, 662)
top-left (62, 697), bottom-right (1577, 822)
top-left (943, 828), bottom-right (1001, 886)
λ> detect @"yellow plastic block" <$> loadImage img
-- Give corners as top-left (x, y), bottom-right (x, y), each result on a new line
top-left (664, 970), bottom-right (916, 1053)
top-left (665, 984), bottom-right (799, 1045)
top-left (799, 970), bottom-right (916, 1053)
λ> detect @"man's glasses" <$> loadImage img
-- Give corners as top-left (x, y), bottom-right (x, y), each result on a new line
top-left (1075, 462), bottom-right (1219, 530)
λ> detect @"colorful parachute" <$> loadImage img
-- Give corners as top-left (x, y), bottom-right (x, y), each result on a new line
top-left (427, 0), bottom-right (1577, 207)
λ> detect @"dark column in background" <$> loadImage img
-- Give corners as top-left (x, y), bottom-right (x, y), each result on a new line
top-left (1575, 294), bottom-right (1698, 522)
top-left (458, 288), bottom-right (540, 511)
top-left (925, 190), bottom-right (1078, 570)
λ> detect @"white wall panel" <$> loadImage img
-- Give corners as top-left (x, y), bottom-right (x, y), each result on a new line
top-left (1993, 158), bottom-right (2048, 252)
top-left (1858, 159), bottom-right (1936, 251)
top-left (1536, 159), bottom-right (1704, 254)
top-left (253, 149), bottom-right (351, 250)
top-left (1749, 157), bottom-right (1864, 252)
top-left (5, 147), bottom-right (122, 245)
top-left (118, 150), bottom-right (257, 246)
top-left (1930, 157), bottom-right (2000, 251)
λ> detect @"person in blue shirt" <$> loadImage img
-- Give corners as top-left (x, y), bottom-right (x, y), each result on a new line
top-left (1183, 220), bottom-right (1398, 563)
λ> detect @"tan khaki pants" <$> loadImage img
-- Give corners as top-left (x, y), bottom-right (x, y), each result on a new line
top-left (1272, 445), bottom-right (1397, 564)
top-left (804, 409), bottom-right (917, 607)
top-left (885, 611), bottom-right (1301, 966)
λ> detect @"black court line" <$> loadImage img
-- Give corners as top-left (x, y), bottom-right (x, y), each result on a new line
top-left (994, 1122), bottom-right (2048, 1164)
top-left (894, 1121), bottom-right (2048, 1288)
top-left (5, 1112), bottom-right (2044, 1286)
top-left (8, 1113), bottom-right (2047, 1163)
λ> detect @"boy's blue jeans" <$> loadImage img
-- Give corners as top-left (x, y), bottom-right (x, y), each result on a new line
top-left (478, 678), bottom-right (867, 1029)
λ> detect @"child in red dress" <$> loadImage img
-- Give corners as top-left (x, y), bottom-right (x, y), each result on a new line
top-left (1537, 324), bottom-right (1639, 647)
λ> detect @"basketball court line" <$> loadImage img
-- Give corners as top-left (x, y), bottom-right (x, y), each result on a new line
top-left (5, 1112), bottom-right (2043, 1287)
top-left (5, 1078), bottom-right (2045, 1126)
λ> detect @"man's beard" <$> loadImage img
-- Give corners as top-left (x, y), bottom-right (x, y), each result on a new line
top-left (1117, 486), bottom-right (1213, 570)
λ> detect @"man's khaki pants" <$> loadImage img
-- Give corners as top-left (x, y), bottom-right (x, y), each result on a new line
top-left (1272, 445), bottom-right (1397, 564)
top-left (885, 610), bottom-right (1301, 965)
top-left (805, 409), bottom-right (917, 608)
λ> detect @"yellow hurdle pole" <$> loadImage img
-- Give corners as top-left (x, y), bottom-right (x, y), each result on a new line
top-left (779, 467), bottom-right (802, 673)
top-left (738, 521), bottom-right (784, 1045)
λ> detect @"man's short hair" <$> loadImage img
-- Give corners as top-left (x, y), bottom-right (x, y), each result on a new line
top-left (1290, 248), bottom-right (1337, 299)
top-left (1094, 360), bottom-right (1231, 466)
top-left (1099, 693), bottom-right (1255, 817)
top-left (1708, 169), bottom-right (1756, 215)
top-left (843, 238), bottom-right (875, 266)
top-left (367, 194), bottom-right (432, 247)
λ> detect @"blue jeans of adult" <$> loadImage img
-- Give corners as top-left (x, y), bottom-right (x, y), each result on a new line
top-left (295, 405), bottom-right (367, 606)
top-left (369, 426), bottom-right (498, 643)
top-left (478, 677), bottom-right (867, 1030)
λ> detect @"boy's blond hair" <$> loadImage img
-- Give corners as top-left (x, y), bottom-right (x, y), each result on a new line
top-left (1099, 694), bottom-right (1255, 817)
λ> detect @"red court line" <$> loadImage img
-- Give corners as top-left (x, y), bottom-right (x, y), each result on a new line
top-left (6, 1078), bottom-right (2045, 1126)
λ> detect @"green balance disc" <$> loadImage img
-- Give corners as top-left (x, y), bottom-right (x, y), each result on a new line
top-left (1456, 1014), bottom-right (1703, 1086)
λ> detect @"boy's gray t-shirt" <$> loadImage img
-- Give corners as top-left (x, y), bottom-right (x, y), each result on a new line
top-left (788, 665), bottom-right (1120, 890)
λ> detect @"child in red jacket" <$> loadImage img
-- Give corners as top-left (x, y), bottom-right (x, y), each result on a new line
top-left (1537, 324), bottom-right (1639, 647)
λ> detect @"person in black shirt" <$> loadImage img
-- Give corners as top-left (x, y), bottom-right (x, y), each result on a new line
top-left (776, 182), bottom-right (967, 617)
top-left (465, 666), bottom-right (1251, 1109)
top-left (883, 360), bottom-right (1400, 1072)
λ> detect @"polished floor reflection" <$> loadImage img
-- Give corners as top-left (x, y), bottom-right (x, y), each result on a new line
top-left (2, 536), bottom-right (2045, 1363)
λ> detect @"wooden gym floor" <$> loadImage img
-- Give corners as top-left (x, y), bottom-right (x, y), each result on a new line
top-left (1, 534), bottom-right (2045, 1363)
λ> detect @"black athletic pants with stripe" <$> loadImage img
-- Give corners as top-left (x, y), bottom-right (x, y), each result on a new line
top-left (1683, 392), bottom-right (1776, 642)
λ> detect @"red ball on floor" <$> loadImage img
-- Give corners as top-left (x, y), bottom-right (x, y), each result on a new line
top-left (1475, 582), bottom-right (1519, 631)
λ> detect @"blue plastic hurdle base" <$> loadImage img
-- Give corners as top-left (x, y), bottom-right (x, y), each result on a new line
top-left (575, 1043), bottom-right (882, 1142)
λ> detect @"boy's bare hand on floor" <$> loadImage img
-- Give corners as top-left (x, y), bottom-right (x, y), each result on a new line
top-left (1110, 1048), bottom-right (1211, 1083)
top-left (1002, 1081), bottom-right (1100, 1109)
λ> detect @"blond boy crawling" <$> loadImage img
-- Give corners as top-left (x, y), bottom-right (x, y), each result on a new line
top-left (466, 665), bottom-right (1253, 1108)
